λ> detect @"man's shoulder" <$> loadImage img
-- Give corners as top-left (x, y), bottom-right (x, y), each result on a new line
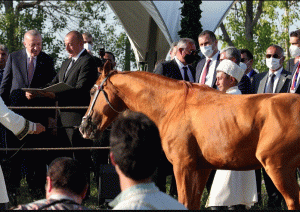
top-left (13, 198), bottom-right (90, 210)
top-left (39, 51), bottom-right (53, 60)
top-left (9, 49), bottom-right (25, 58)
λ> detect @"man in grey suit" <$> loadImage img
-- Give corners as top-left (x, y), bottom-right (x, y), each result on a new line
top-left (195, 30), bottom-right (220, 88)
top-left (251, 44), bottom-right (291, 209)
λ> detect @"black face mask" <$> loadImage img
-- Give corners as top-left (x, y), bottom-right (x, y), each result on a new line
top-left (184, 54), bottom-right (196, 64)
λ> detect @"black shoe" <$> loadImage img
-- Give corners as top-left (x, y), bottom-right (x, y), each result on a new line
top-left (210, 206), bottom-right (226, 210)
top-left (228, 204), bottom-right (246, 210)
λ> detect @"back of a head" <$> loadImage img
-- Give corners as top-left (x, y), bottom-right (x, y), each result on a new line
top-left (110, 111), bottom-right (162, 181)
top-left (221, 46), bottom-right (241, 64)
top-left (47, 157), bottom-right (87, 196)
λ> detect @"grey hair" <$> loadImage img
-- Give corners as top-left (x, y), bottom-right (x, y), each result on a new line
top-left (177, 38), bottom-right (195, 49)
top-left (0, 44), bottom-right (9, 54)
top-left (220, 46), bottom-right (241, 64)
top-left (24, 30), bottom-right (42, 40)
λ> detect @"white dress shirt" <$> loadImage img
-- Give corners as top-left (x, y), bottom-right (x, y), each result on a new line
top-left (199, 51), bottom-right (220, 87)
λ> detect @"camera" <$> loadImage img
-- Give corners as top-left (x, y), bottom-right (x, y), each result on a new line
top-left (99, 44), bottom-right (107, 67)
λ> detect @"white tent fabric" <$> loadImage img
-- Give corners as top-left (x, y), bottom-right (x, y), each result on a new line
top-left (106, 1), bottom-right (234, 71)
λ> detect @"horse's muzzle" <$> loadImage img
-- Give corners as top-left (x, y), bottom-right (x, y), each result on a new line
top-left (79, 116), bottom-right (99, 140)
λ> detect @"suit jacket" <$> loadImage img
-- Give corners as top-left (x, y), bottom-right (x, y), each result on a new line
top-left (286, 58), bottom-right (296, 73)
top-left (0, 49), bottom-right (56, 122)
top-left (288, 61), bottom-right (300, 94)
top-left (237, 74), bottom-right (252, 94)
top-left (251, 68), bottom-right (292, 94)
top-left (153, 59), bottom-right (195, 81)
top-left (48, 49), bottom-right (98, 129)
top-left (195, 55), bottom-right (220, 89)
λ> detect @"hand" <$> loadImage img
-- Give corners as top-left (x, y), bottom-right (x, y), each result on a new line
top-left (42, 92), bottom-right (56, 99)
top-left (33, 123), bottom-right (46, 134)
top-left (25, 91), bottom-right (36, 100)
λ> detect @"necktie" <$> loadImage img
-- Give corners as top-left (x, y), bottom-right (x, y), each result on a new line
top-left (64, 59), bottom-right (74, 79)
top-left (200, 59), bottom-right (211, 84)
top-left (28, 56), bottom-right (34, 84)
top-left (291, 63), bottom-right (300, 91)
top-left (266, 73), bottom-right (275, 93)
top-left (183, 66), bottom-right (189, 81)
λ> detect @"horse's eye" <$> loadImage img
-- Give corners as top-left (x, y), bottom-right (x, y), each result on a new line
top-left (90, 88), bottom-right (96, 96)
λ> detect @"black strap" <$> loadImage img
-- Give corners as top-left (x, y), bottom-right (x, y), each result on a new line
top-left (38, 199), bottom-right (81, 210)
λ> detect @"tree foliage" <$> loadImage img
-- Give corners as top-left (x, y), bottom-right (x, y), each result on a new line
top-left (0, 0), bottom-right (135, 70)
top-left (219, 0), bottom-right (300, 72)
top-left (178, 0), bottom-right (202, 48)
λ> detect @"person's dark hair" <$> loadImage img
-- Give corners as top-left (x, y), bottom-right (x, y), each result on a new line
top-left (66, 31), bottom-right (84, 43)
top-left (290, 29), bottom-right (300, 40)
top-left (105, 51), bottom-right (115, 62)
top-left (221, 46), bottom-right (241, 64)
top-left (47, 157), bottom-right (87, 195)
top-left (110, 111), bottom-right (162, 181)
top-left (240, 49), bottom-right (253, 60)
top-left (198, 30), bottom-right (217, 42)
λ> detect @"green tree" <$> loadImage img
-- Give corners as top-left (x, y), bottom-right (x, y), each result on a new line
top-left (0, 1), bottom-right (134, 70)
top-left (219, 0), bottom-right (300, 72)
top-left (178, 0), bottom-right (202, 47)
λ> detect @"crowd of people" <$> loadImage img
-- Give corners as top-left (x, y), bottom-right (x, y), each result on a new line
top-left (153, 29), bottom-right (300, 210)
top-left (0, 27), bottom-right (299, 210)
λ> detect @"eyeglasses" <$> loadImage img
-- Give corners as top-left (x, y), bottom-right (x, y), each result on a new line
top-left (184, 49), bottom-right (199, 55)
top-left (266, 54), bottom-right (281, 59)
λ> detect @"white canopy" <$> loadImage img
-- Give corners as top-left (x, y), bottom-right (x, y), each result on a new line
top-left (107, 1), bottom-right (234, 71)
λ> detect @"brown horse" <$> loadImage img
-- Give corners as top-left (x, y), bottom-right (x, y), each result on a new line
top-left (80, 65), bottom-right (300, 210)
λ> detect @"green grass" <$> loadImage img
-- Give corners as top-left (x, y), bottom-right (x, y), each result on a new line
top-left (7, 172), bottom-right (291, 210)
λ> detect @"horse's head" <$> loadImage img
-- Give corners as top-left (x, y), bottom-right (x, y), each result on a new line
top-left (80, 61), bottom-right (126, 140)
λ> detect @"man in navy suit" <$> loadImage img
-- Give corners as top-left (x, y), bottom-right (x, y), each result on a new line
top-left (0, 29), bottom-right (56, 203)
top-left (240, 49), bottom-right (257, 80)
top-left (251, 45), bottom-right (291, 209)
top-left (29, 31), bottom-right (98, 197)
top-left (153, 37), bottom-right (197, 195)
top-left (153, 37), bottom-right (196, 81)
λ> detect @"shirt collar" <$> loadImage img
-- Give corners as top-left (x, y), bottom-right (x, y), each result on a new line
top-left (71, 48), bottom-right (85, 62)
top-left (48, 194), bottom-right (76, 202)
top-left (25, 49), bottom-right (37, 59)
top-left (174, 56), bottom-right (187, 70)
top-left (109, 182), bottom-right (158, 208)
top-left (206, 50), bottom-right (220, 61)
top-left (268, 67), bottom-right (283, 78)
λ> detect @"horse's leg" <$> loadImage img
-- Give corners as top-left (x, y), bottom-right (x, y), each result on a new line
top-left (173, 162), bottom-right (211, 210)
top-left (263, 164), bottom-right (299, 210)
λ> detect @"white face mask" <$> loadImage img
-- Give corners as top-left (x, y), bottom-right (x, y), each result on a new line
top-left (289, 45), bottom-right (300, 58)
top-left (239, 62), bottom-right (247, 72)
top-left (84, 43), bottom-right (93, 51)
top-left (200, 45), bottom-right (214, 58)
top-left (266, 57), bottom-right (281, 70)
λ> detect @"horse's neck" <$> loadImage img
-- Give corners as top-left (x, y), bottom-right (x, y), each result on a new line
top-left (113, 72), bottom-right (183, 124)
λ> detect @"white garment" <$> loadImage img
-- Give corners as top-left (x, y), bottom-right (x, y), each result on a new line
top-left (110, 182), bottom-right (187, 210)
top-left (0, 166), bottom-right (8, 203)
top-left (206, 87), bottom-right (257, 208)
top-left (0, 96), bottom-right (36, 203)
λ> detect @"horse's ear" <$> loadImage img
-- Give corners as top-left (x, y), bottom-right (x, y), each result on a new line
top-left (102, 60), bottom-right (112, 77)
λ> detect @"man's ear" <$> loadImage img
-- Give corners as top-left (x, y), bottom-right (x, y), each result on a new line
top-left (110, 152), bottom-right (116, 166)
top-left (46, 176), bottom-right (52, 193)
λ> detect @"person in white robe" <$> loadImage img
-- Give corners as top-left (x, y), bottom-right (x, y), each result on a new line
top-left (0, 96), bottom-right (45, 209)
top-left (206, 59), bottom-right (258, 210)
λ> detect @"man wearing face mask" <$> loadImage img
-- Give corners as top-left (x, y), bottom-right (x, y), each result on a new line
top-left (251, 44), bottom-right (291, 209)
top-left (195, 30), bottom-right (220, 88)
top-left (82, 32), bottom-right (103, 68)
top-left (153, 37), bottom-right (197, 196)
top-left (240, 49), bottom-right (258, 81)
top-left (153, 38), bottom-right (197, 81)
top-left (287, 30), bottom-right (300, 73)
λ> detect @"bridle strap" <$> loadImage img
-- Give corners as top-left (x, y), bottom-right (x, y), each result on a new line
top-left (85, 72), bottom-right (122, 119)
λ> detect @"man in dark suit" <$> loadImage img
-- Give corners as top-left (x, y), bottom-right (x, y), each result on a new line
top-left (29, 31), bottom-right (98, 195)
top-left (252, 44), bottom-right (291, 209)
top-left (154, 37), bottom-right (196, 81)
top-left (153, 37), bottom-right (197, 195)
top-left (195, 30), bottom-right (220, 88)
top-left (240, 49), bottom-right (257, 80)
top-left (287, 30), bottom-right (300, 73)
top-left (0, 29), bottom-right (56, 202)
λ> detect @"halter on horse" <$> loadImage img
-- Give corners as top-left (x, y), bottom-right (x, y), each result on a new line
top-left (80, 64), bottom-right (300, 210)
